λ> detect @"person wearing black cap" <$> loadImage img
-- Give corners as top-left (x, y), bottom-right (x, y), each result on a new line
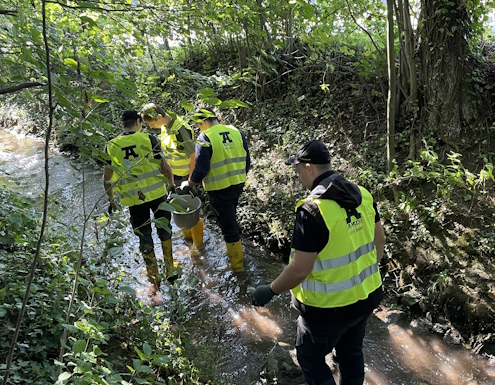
top-left (103, 110), bottom-right (176, 287)
top-left (180, 108), bottom-right (251, 272)
top-left (252, 140), bottom-right (385, 385)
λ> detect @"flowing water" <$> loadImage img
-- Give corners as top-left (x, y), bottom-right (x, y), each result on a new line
top-left (1, 128), bottom-right (494, 385)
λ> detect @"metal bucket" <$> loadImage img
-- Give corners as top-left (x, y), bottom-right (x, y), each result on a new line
top-left (170, 195), bottom-right (201, 230)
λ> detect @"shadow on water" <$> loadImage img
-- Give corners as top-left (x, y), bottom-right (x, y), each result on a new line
top-left (1, 128), bottom-right (495, 385)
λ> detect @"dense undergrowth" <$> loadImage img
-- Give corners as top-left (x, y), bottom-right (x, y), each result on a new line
top-left (0, 186), bottom-right (224, 384)
top-left (189, 48), bottom-right (495, 355)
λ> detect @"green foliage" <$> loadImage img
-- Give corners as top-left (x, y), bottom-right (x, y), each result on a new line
top-left (0, 189), bottom-right (39, 249)
top-left (2, 0), bottom-right (495, 377)
top-left (0, 184), bottom-right (224, 384)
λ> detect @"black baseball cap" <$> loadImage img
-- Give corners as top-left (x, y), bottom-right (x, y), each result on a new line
top-left (121, 110), bottom-right (142, 122)
top-left (285, 140), bottom-right (331, 165)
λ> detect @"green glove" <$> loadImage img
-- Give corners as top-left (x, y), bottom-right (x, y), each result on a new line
top-left (252, 284), bottom-right (276, 306)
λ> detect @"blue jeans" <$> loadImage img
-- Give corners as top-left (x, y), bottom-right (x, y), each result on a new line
top-left (295, 312), bottom-right (371, 385)
top-left (207, 183), bottom-right (244, 243)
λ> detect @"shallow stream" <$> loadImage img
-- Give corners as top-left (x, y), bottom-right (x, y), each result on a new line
top-left (1, 128), bottom-right (494, 385)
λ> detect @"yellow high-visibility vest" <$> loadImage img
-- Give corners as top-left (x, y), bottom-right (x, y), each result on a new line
top-left (161, 118), bottom-right (194, 177)
top-left (107, 132), bottom-right (166, 207)
top-left (202, 124), bottom-right (246, 191)
top-left (290, 185), bottom-right (381, 308)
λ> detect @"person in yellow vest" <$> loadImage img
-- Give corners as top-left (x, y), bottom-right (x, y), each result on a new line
top-left (251, 140), bottom-right (386, 385)
top-left (141, 103), bottom-right (204, 248)
top-left (180, 108), bottom-right (251, 272)
top-left (103, 110), bottom-right (176, 287)
top-left (141, 103), bottom-right (196, 185)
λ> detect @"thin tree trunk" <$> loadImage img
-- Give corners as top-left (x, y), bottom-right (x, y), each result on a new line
top-left (237, 36), bottom-right (242, 69)
top-left (386, 0), bottom-right (397, 187)
top-left (287, 7), bottom-right (293, 54)
top-left (163, 37), bottom-right (172, 57)
top-left (147, 36), bottom-right (158, 73)
top-left (395, 0), bottom-right (410, 93)
top-left (403, 0), bottom-right (417, 104)
top-left (243, 19), bottom-right (251, 58)
top-left (256, 0), bottom-right (284, 66)
top-left (2, 2), bottom-right (53, 383)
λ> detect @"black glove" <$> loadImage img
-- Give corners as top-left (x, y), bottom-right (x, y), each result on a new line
top-left (252, 284), bottom-right (276, 306)
top-left (176, 180), bottom-right (192, 195)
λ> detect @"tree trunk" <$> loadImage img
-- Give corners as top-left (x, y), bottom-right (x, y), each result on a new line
top-left (147, 36), bottom-right (158, 74)
top-left (386, 0), bottom-right (396, 174)
top-left (387, 0), bottom-right (399, 202)
top-left (286, 6), bottom-right (293, 54)
top-left (403, 0), bottom-right (417, 104)
top-left (243, 19), bottom-right (251, 59)
top-left (394, 0), bottom-right (410, 93)
top-left (163, 37), bottom-right (172, 57)
top-left (402, 0), bottom-right (418, 159)
top-left (256, 0), bottom-right (284, 66)
top-left (419, 0), bottom-right (478, 144)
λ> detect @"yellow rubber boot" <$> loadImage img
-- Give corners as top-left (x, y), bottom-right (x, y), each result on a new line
top-left (161, 239), bottom-right (178, 283)
top-left (226, 240), bottom-right (244, 273)
top-left (143, 251), bottom-right (161, 287)
top-left (183, 229), bottom-right (192, 241)
top-left (191, 218), bottom-right (204, 250)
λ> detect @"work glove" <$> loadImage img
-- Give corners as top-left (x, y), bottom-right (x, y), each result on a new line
top-left (252, 284), bottom-right (276, 307)
top-left (176, 180), bottom-right (192, 195)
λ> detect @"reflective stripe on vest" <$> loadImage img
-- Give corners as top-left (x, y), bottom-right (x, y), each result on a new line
top-left (116, 168), bottom-right (162, 185)
top-left (161, 119), bottom-right (194, 177)
top-left (107, 132), bottom-right (167, 207)
top-left (312, 240), bottom-right (375, 271)
top-left (290, 181), bottom-right (382, 308)
top-left (202, 124), bottom-right (247, 191)
top-left (300, 262), bottom-right (379, 293)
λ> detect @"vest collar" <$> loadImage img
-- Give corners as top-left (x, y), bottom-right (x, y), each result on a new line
top-left (307, 171), bottom-right (363, 210)
top-left (308, 171), bottom-right (337, 199)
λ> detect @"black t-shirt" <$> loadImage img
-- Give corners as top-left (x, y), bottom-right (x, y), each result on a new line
top-left (290, 171), bottom-right (383, 320)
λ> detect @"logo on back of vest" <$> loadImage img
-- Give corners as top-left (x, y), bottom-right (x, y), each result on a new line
top-left (122, 145), bottom-right (139, 160)
top-left (346, 208), bottom-right (363, 234)
top-left (219, 131), bottom-right (234, 148)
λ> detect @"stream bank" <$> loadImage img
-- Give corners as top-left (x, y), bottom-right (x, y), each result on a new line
top-left (1, 127), bottom-right (495, 384)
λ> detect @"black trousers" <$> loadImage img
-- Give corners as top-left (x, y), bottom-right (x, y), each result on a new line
top-left (296, 312), bottom-right (371, 385)
top-left (128, 195), bottom-right (172, 254)
top-left (207, 183), bottom-right (244, 243)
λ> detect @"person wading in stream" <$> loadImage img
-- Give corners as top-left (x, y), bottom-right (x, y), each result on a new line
top-left (252, 140), bottom-right (385, 385)
top-left (141, 103), bottom-right (204, 252)
top-left (179, 108), bottom-right (251, 272)
top-left (103, 110), bottom-right (177, 287)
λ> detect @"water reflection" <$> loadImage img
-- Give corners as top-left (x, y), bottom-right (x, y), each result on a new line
top-left (371, 321), bottom-right (495, 385)
top-left (1, 128), bottom-right (495, 385)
